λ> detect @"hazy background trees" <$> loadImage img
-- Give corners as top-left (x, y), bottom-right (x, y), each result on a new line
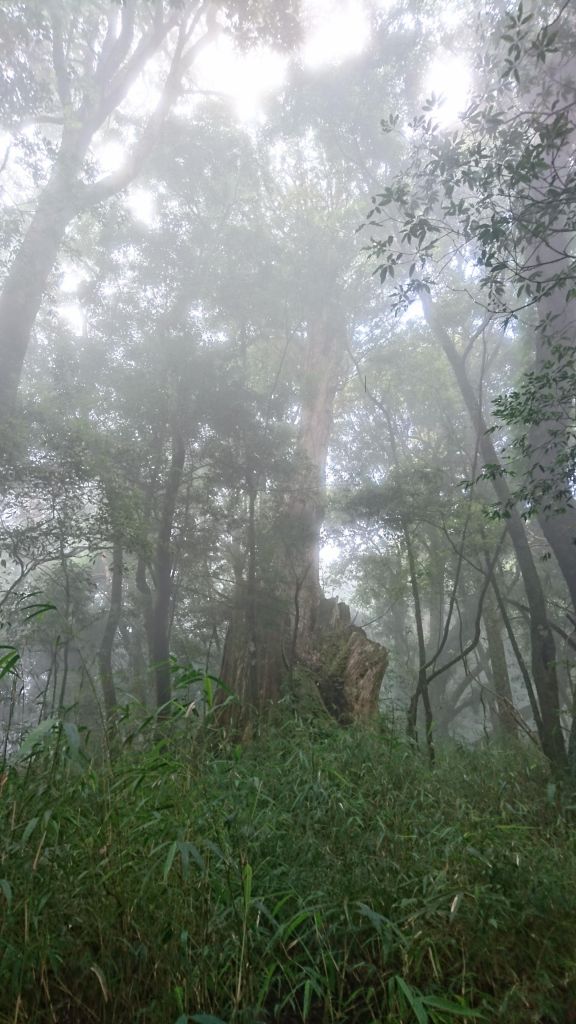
top-left (1, 0), bottom-right (575, 773)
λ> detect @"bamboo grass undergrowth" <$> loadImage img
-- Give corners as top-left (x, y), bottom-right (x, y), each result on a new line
top-left (1, 715), bottom-right (575, 1024)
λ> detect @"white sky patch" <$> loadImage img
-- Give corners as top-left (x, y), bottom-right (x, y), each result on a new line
top-left (424, 54), bottom-right (472, 127)
top-left (194, 37), bottom-right (287, 123)
top-left (60, 264), bottom-right (87, 294)
top-left (321, 539), bottom-right (341, 565)
top-left (58, 301), bottom-right (84, 336)
top-left (123, 77), bottom-right (163, 119)
top-left (439, 3), bottom-right (467, 30)
top-left (125, 186), bottom-right (158, 227)
top-left (400, 302), bottom-right (424, 324)
top-left (302, 0), bottom-right (370, 68)
top-left (95, 138), bottom-right (126, 176)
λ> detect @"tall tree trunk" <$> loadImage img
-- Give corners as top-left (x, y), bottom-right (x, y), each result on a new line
top-left (522, 51), bottom-right (576, 613)
top-left (285, 306), bottom-right (388, 721)
top-left (527, 287), bottom-right (576, 613)
top-left (286, 306), bottom-right (346, 643)
top-left (97, 533), bottom-right (123, 718)
top-left (421, 293), bottom-right (566, 768)
top-left (220, 305), bottom-right (388, 723)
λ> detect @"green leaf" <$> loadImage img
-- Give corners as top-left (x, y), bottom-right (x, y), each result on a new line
top-left (423, 994), bottom-right (485, 1018)
top-left (22, 602), bottom-right (57, 622)
top-left (21, 817), bottom-right (39, 846)
top-left (396, 977), bottom-right (428, 1024)
top-left (0, 648), bottom-right (20, 680)
top-left (190, 1016), bottom-right (228, 1024)
top-left (17, 719), bottom-right (58, 759)
top-left (163, 841), bottom-right (178, 883)
top-left (0, 879), bottom-right (13, 907)
top-left (242, 862), bottom-right (253, 913)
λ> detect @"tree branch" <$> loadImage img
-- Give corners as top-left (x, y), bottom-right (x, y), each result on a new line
top-left (77, 5), bottom-right (217, 210)
top-left (50, 12), bottom-right (71, 108)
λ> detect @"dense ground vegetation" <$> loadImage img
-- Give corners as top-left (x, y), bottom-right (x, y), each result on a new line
top-left (1, 716), bottom-right (576, 1024)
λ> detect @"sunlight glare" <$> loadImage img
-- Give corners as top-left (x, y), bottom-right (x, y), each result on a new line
top-left (424, 54), bottom-right (472, 127)
top-left (95, 139), bottom-right (126, 176)
top-left (194, 37), bottom-right (287, 123)
top-left (302, 0), bottom-right (370, 68)
top-left (58, 302), bottom-right (85, 336)
top-left (60, 265), bottom-right (87, 294)
top-left (125, 187), bottom-right (158, 227)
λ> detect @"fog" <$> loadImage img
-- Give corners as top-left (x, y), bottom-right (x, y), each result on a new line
top-left (1, 0), bottom-right (575, 758)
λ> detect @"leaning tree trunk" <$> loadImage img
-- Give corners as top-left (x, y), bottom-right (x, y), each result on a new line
top-left (421, 293), bottom-right (566, 769)
top-left (0, 133), bottom-right (88, 420)
top-left (220, 305), bottom-right (388, 725)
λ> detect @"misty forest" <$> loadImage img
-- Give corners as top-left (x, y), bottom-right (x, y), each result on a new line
top-left (1, 0), bottom-right (576, 1021)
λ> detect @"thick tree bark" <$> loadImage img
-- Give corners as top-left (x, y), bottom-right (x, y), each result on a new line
top-left (97, 533), bottom-right (123, 718)
top-left (303, 598), bottom-right (388, 724)
top-left (421, 293), bottom-right (566, 767)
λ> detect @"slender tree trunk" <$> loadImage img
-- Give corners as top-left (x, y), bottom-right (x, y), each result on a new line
top-left (97, 534), bottom-right (123, 718)
top-left (421, 293), bottom-right (566, 767)
top-left (151, 430), bottom-right (186, 712)
top-left (136, 556), bottom-right (155, 673)
top-left (483, 589), bottom-right (517, 739)
top-left (405, 524), bottom-right (435, 761)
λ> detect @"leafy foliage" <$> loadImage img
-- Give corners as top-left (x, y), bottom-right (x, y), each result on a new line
top-left (364, 2), bottom-right (576, 514)
top-left (1, 717), bottom-right (576, 1023)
